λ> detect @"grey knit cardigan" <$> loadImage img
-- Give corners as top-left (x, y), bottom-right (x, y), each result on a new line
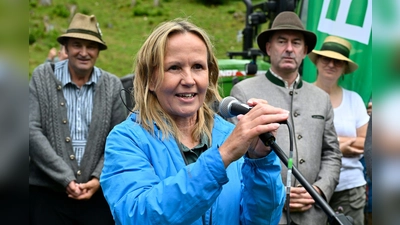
top-left (29, 63), bottom-right (127, 192)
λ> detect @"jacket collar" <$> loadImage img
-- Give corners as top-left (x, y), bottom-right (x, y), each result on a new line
top-left (265, 69), bottom-right (303, 88)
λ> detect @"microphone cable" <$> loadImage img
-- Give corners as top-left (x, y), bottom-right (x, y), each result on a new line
top-left (120, 88), bottom-right (135, 113)
top-left (284, 121), bottom-right (294, 225)
top-left (259, 120), bottom-right (294, 225)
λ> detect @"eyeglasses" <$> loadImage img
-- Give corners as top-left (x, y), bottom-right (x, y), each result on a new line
top-left (319, 56), bottom-right (346, 67)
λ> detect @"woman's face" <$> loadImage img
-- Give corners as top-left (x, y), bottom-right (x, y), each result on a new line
top-left (150, 32), bottom-right (209, 121)
top-left (316, 56), bottom-right (347, 80)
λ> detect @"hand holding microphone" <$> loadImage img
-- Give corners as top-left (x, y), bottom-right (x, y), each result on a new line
top-left (218, 97), bottom-right (289, 167)
top-left (219, 96), bottom-right (288, 123)
top-left (219, 96), bottom-right (288, 146)
top-left (219, 96), bottom-right (254, 118)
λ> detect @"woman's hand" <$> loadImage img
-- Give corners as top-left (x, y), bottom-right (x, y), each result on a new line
top-left (219, 98), bottom-right (289, 167)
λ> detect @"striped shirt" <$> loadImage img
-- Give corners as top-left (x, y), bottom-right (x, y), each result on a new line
top-left (54, 60), bottom-right (101, 166)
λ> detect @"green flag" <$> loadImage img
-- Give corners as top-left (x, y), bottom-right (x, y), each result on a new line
top-left (302, 0), bottom-right (372, 105)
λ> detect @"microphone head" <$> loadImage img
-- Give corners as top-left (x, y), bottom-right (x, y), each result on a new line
top-left (219, 96), bottom-right (239, 118)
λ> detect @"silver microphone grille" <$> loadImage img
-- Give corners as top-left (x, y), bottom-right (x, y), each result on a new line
top-left (219, 96), bottom-right (238, 118)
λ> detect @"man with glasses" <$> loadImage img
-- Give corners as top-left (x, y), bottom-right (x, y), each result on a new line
top-left (229, 12), bottom-right (342, 225)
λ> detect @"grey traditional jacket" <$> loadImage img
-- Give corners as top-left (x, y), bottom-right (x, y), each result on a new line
top-left (29, 62), bottom-right (127, 192)
top-left (230, 70), bottom-right (342, 225)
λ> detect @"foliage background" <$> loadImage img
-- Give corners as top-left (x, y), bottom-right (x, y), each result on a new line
top-left (29, 0), bottom-right (254, 77)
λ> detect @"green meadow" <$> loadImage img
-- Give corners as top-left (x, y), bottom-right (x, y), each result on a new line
top-left (29, 0), bottom-right (260, 77)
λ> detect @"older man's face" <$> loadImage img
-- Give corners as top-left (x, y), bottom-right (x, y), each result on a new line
top-left (266, 31), bottom-right (307, 74)
top-left (65, 38), bottom-right (99, 77)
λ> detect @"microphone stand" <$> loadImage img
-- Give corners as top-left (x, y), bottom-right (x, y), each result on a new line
top-left (259, 133), bottom-right (353, 225)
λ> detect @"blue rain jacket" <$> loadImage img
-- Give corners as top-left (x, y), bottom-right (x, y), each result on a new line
top-left (100, 113), bottom-right (285, 225)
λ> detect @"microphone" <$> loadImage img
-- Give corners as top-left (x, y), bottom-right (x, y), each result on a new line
top-left (219, 96), bottom-right (288, 126)
top-left (219, 96), bottom-right (252, 118)
top-left (219, 96), bottom-right (276, 146)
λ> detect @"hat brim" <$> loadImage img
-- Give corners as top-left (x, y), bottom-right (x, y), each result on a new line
top-left (308, 50), bottom-right (358, 74)
top-left (57, 33), bottom-right (107, 51)
top-left (257, 28), bottom-right (317, 54)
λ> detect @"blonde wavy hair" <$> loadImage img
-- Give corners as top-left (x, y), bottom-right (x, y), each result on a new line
top-left (132, 18), bottom-right (221, 143)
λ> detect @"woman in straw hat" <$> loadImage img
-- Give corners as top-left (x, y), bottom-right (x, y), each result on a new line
top-left (311, 36), bottom-right (369, 225)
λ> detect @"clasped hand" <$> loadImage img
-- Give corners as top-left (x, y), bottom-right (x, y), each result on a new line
top-left (66, 177), bottom-right (100, 200)
top-left (287, 186), bottom-right (322, 212)
top-left (219, 98), bottom-right (289, 167)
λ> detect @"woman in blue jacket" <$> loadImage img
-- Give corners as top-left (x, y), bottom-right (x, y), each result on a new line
top-left (100, 18), bottom-right (288, 225)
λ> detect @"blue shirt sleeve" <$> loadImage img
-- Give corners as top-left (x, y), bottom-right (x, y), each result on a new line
top-left (240, 151), bottom-right (285, 224)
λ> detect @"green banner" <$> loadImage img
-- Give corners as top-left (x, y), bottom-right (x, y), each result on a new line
top-left (302, 0), bottom-right (372, 105)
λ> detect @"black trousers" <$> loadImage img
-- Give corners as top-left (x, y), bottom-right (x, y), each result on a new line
top-left (0, 186), bottom-right (28, 225)
top-left (29, 185), bottom-right (114, 225)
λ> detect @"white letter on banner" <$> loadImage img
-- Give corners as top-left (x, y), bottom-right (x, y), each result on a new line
top-left (317, 0), bottom-right (372, 44)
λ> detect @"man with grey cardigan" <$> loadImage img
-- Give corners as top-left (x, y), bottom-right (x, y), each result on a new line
top-left (29, 13), bottom-right (126, 225)
top-left (229, 12), bottom-right (342, 225)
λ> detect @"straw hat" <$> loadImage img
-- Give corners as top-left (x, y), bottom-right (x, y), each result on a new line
top-left (309, 36), bottom-right (358, 74)
top-left (257, 11), bottom-right (317, 54)
top-left (57, 13), bottom-right (107, 50)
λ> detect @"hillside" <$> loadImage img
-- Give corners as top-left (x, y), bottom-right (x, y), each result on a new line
top-left (29, 0), bottom-right (253, 77)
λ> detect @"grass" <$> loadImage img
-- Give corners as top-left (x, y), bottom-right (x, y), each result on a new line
top-left (29, 0), bottom-right (257, 77)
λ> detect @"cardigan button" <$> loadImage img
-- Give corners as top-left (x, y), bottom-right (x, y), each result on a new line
top-left (299, 158), bottom-right (305, 164)
top-left (65, 137), bottom-right (71, 142)
top-left (294, 112), bottom-right (299, 117)
top-left (77, 170), bottom-right (81, 176)
top-left (57, 85), bottom-right (62, 90)
top-left (60, 102), bottom-right (65, 106)
top-left (62, 119), bottom-right (67, 124)
top-left (70, 155), bottom-right (75, 160)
